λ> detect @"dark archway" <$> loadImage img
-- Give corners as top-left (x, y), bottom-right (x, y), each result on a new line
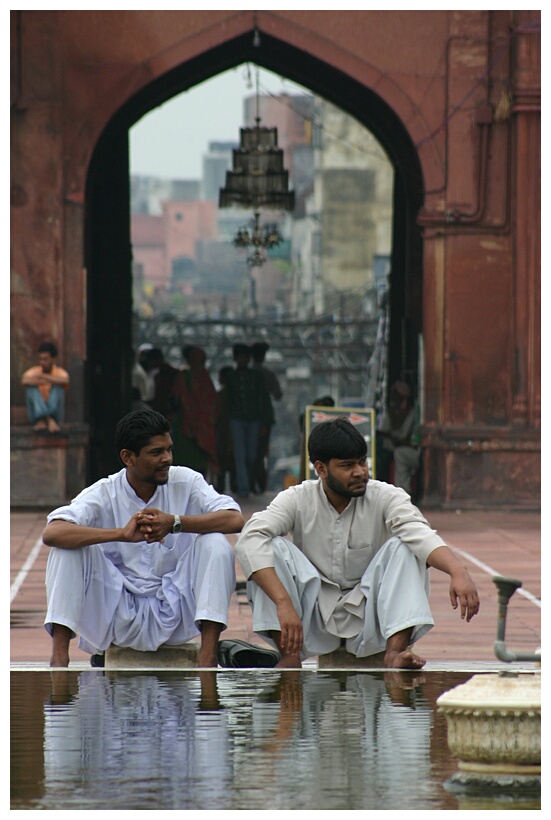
top-left (85, 30), bottom-right (424, 481)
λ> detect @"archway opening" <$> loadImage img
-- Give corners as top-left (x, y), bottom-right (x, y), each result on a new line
top-left (85, 30), bottom-right (424, 483)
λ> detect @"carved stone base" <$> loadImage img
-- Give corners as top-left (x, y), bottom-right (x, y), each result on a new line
top-left (437, 672), bottom-right (541, 782)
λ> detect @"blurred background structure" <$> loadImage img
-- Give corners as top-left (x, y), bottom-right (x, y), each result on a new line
top-left (11, 10), bottom-right (540, 510)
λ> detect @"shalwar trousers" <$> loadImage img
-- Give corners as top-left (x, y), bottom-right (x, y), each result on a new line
top-left (44, 533), bottom-right (236, 656)
top-left (246, 536), bottom-right (434, 659)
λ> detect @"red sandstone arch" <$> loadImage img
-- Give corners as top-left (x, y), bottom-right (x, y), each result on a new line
top-left (84, 28), bottom-right (426, 479)
top-left (64, 12), bottom-right (442, 197)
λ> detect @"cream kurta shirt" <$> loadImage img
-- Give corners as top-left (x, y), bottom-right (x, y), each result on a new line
top-left (235, 478), bottom-right (445, 635)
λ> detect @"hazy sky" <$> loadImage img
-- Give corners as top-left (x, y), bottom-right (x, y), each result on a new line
top-left (129, 65), bottom-right (309, 180)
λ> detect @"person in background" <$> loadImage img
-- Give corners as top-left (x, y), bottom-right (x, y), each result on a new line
top-left (171, 346), bottom-right (220, 480)
top-left (215, 365), bottom-right (236, 495)
top-left (147, 348), bottom-right (180, 423)
top-left (132, 345), bottom-right (154, 403)
top-left (250, 341), bottom-right (283, 494)
top-left (226, 343), bottom-right (272, 498)
top-left (21, 341), bottom-right (70, 434)
top-left (377, 380), bottom-right (421, 496)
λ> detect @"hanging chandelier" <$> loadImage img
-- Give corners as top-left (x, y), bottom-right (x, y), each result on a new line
top-left (219, 66), bottom-right (294, 267)
top-left (233, 211), bottom-right (283, 267)
top-left (219, 123), bottom-right (295, 211)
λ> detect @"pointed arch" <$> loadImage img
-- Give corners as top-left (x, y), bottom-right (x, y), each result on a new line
top-left (85, 30), bottom-right (424, 479)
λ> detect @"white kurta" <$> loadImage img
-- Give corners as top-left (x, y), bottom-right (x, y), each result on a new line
top-left (44, 466), bottom-right (241, 654)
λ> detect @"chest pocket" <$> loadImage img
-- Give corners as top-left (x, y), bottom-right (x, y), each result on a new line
top-left (344, 545), bottom-right (374, 584)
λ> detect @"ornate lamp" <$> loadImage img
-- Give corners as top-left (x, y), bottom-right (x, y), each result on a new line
top-left (219, 124), bottom-right (295, 211)
top-left (219, 67), bottom-right (294, 268)
top-left (233, 211), bottom-right (283, 267)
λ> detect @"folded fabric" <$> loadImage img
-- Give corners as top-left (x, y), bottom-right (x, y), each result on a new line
top-left (217, 639), bottom-right (280, 668)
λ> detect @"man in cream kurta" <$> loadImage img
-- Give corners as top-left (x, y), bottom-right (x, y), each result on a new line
top-left (235, 417), bottom-right (479, 669)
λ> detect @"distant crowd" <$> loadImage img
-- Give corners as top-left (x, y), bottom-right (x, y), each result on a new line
top-left (132, 341), bottom-right (283, 498)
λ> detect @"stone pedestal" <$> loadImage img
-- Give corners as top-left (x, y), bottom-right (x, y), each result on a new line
top-left (437, 671), bottom-right (541, 798)
top-left (105, 643), bottom-right (199, 669)
top-left (10, 422), bottom-right (88, 507)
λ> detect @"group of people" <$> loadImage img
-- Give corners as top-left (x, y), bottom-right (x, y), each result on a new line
top-left (22, 340), bottom-right (481, 672)
top-left (43, 408), bottom-right (480, 671)
top-left (131, 340), bottom-right (283, 498)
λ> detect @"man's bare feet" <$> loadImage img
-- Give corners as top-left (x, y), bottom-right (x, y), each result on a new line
top-left (275, 653), bottom-right (302, 669)
top-left (197, 649), bottom-right (217, 667)
top-left (383, 648), bottom-right (426, 669)
top-left (33, 420), bottom-right (47, 432)
top-left (50, 653), bottom-right (70, 668)
top-left (50, 623), bottom-right (72, 667)
top-left (46, 417), bottom-right (61, 433)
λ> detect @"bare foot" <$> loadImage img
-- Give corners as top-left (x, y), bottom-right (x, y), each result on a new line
top-left (197, 650), bottom-right (217, 668)
top-left (275, 654), bottom-right (302, 669)
top-left (47, 417), bottom-right (61, 433)
top-left (50, 653), bottom-right (70, 668)
top-left (33, 420), bottom-right (47, 431)
top-left (384, 648), bottom-right (426, 669)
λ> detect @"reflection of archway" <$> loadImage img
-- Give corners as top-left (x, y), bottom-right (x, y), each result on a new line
top-left (85, 30), bottom-right (424, 481)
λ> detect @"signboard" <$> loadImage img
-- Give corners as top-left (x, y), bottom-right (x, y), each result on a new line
top-left (303, 405), bottom-right (376, 480)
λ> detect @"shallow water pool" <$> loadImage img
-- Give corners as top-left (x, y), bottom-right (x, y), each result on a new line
top-left (10, 669), bottom-right (540, 811)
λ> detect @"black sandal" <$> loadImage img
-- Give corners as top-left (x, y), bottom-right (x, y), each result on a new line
top-left (216, 639), bottom-right (280, 668)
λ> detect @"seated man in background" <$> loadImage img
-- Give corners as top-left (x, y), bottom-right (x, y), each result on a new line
top-left (21, 341), bottom-right (70, 433)
top-left (377, 380), bottom-right (421, 496)
top-left (43, 409), bottom-right (244, 668)
top-left (235, 416), bottom-right (479, 669)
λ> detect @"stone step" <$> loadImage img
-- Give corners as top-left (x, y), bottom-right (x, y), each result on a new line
top-left (105, 642), bottom-right (199, 669)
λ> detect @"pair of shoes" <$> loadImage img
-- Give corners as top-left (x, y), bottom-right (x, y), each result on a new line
top-left (217, 639), bottom-right (280, 668)
top-left (90, 653), bottom-right (105, 668)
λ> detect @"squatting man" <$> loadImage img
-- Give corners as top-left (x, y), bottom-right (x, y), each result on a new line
top-left (235, 417), bottom-right (480, 669)
top-left (43, 409), bottom-right (244, 668)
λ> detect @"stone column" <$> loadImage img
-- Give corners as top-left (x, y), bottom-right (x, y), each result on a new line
top-left (511, 15), bottom-right (541, 429)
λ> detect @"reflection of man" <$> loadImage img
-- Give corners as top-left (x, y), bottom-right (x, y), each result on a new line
top-left (236, 417), bottom-right (479, 670)
top-left (241, 671), bottom-right (434, 811)
top-left (40, 671), bottom-right (231, 810)
top-left (43, 409), bottom-right (244, 668)
top-left (21, 342), bottom-right (70, 433)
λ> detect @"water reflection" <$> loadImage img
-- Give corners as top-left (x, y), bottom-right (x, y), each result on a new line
top-left (10, 668), bottom-right (538, 811)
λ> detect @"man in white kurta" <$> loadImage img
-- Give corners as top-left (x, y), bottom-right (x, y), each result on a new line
top-left (43, 409), bottom-right (244, 668)
top-left (235, 416), bottom-right (479, 669)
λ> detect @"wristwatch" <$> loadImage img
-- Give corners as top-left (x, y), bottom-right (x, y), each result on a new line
top-left (172, 514), bottom-right (182, 533)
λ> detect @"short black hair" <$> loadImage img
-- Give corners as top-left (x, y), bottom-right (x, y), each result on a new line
top-left (251, 341), bottom-right (269, 361)
top-left (38, 342), bottom-right (58, 357)
top-left (308, 416), bottom-right (367, 464)
top-left (233, 343), bottom-right (250, 359)
top-left (114, 409), bottom-right (171, 459)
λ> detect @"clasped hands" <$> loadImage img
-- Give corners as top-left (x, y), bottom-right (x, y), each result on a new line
top-left (129, 507), bottom-right (174, 544)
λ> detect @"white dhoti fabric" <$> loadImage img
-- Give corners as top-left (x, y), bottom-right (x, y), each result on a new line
top-left (247, 536), bottom-right (434, 659)
top-left (44, 533), bottom-right (236, 655)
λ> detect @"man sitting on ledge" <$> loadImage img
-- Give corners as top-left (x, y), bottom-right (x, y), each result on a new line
top-left (21, 341), bottom-right (70, 434)
top-left (43, 409), bottom-right (244, 668)
top-left (235, 416), bottom-right (479, 669)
